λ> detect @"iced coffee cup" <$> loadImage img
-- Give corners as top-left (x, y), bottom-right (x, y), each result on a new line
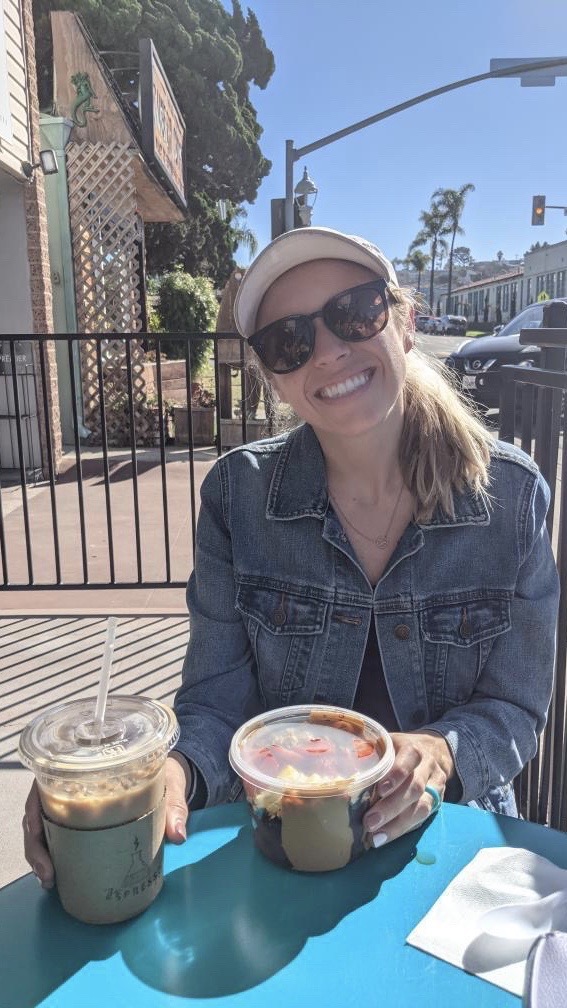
top-left (19, 694), bottom-right (179, 924)
top-left (229, 704), bottom-right (394, 873)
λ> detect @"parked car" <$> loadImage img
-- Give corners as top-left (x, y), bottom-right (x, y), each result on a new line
top-left (415, 314), bottom-right (434, 333)
top-left (443, 300), bottom-right (565, 411)
top-left (423, 316), bottom-right (445, 334)
top-left (438, 314), bottom-right (468, 335)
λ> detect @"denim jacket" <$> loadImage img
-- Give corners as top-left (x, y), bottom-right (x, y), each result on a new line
top-left (174, 423), bottom-right (559, 815)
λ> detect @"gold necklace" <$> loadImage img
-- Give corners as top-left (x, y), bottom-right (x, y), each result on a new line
top-left (330, 482), bottom-right (405, 549)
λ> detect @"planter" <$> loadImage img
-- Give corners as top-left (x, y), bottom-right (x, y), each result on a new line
top-left (219, 418), bottom-right (271, 448)
top-left (173, 406), bottom-right (215, 447)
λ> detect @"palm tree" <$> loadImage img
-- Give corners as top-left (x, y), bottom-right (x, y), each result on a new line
top-left (433, 184), bottom-right (475, 313)
top-left (404, 249), bottom-right (430, 293)
top-left (230, 207), bottom-right (258, 260)
top-left (410, 204), bottom-right (451, 311)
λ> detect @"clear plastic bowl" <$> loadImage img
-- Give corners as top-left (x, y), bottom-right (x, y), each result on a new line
top-left (229, 704), bottom-right (394, 872)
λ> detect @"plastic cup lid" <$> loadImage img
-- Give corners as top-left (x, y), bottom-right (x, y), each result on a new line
top-left (229, 704), bottom-right (394, 797)
top-left (18, 694), bottom-right (179, 777)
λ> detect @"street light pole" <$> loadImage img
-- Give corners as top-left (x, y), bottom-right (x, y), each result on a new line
top-left (283, 56), bottom-right (567, 232)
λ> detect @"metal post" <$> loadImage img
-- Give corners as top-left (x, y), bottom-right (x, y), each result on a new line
top-left (284, 139), bottom-right (295, 232)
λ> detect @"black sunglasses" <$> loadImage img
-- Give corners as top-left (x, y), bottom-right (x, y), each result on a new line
top-left (249, 278), bottom-right (391, 374)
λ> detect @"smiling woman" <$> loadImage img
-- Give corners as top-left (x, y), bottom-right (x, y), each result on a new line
top-left (23, 227), bottom-right (561, 886)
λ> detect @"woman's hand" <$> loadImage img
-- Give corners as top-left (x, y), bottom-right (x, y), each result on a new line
top-left (165, 751), bottom-right (192, 843)
top-left (23, 753), bottom-right (193, 888)
top-left (22, 780), bottom-right (54, 889)
top-left (362, 731), bottom-right (455, 847)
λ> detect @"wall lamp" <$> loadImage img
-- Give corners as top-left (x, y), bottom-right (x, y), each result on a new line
top-left (21, 149), bottom-right (59, 180)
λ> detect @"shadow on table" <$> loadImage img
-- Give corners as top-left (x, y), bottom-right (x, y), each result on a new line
top-left (120, 822), bottom-right (417, 997)
top-left (1, 808), bottom-right (419, 1006)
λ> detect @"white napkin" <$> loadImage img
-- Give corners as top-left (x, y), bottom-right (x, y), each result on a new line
top-left (406, 847), bottom-right (567, 996)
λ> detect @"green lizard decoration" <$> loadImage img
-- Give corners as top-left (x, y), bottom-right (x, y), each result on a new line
top-left (71, 72), bottom-right (99, 127)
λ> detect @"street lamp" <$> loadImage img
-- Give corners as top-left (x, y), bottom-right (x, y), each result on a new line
top-left (294, 167), bottom-right (318, 226)
top-left (283, 56), bottom-right (567, 232)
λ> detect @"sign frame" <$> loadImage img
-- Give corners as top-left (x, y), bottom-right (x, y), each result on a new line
top-left (138, 38), bottom-right (186, 210)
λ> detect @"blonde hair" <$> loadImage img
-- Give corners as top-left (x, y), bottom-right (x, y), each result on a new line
top-left (246, 283), bottom-right (494, 523)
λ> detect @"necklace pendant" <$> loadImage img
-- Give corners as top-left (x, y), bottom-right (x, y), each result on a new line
top-left (374, 535), bottom-right (388, 549)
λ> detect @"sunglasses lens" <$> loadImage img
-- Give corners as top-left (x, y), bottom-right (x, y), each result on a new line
top-left (250, 282), bottom-right (390, 374)
top-left (325, 285), bottom-right (388, 340)
top-left (255, 318), bottom-right (313, 373)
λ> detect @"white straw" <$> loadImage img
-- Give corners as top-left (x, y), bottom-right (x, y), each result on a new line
top-left (93, 616), bottom-right (118, 731)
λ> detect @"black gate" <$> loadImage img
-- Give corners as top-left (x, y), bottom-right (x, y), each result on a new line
top-left (0, 331), bottom-right (272, 589)
top-left (498, 306), bottom-right (567, 832)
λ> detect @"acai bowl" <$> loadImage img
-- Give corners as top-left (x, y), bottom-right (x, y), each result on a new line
top-left (229, 704), bottom-right (395, 872)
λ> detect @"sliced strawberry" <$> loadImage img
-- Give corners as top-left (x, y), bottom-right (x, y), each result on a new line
top-left (304, 738), bottom-right (332, 754)
top-left (353, 739), bottom-right (375, 759)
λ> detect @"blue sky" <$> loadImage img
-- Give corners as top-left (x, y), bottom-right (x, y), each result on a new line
top-left (229, 0), bottom-right (567, 268)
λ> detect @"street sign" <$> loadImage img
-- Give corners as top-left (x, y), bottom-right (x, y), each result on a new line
top-left (490, 57), bottom-right (567, 86)
top-left (537, 291), bottom-right (550, 302)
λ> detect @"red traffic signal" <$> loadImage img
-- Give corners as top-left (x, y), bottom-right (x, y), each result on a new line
top-left (532, 195), bottom-right (546, 225)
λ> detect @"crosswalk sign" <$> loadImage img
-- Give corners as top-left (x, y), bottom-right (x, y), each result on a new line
top-left (537, 291), bottom-right (550, 302)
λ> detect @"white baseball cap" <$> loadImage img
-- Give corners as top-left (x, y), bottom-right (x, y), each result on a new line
top-left (233, 226), bottom-right (398, 338)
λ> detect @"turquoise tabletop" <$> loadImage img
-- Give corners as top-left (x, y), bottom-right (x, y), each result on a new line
top-left (2, 801), bottom-right (567, 1008)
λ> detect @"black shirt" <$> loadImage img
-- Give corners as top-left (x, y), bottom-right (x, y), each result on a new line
top-left (353, 619), bottom-right (399, 731)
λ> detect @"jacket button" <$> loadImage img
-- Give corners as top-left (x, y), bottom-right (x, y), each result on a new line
top-left (273, 609), bottom-right (286, 626)
top-left (394, 623), bottom-right (410, 640)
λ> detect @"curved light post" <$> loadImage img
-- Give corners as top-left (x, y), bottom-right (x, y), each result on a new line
top-left (284, 57), bottom-right (567, 232)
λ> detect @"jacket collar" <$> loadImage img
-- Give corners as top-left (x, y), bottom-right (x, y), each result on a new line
top-left (266, 423), bottom-right (491, 528)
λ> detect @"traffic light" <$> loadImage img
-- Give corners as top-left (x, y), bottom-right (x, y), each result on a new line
top-left (532, 195), bottom-right (546, 225)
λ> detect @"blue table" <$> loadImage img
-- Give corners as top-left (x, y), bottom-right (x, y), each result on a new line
top-left (2, 802), bottom-right (567, 1007)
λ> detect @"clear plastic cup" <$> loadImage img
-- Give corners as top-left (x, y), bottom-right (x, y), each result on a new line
top-left (19, 694), bottom-right (179, 924)
top-left (229, 704), bottom-right (395, 872)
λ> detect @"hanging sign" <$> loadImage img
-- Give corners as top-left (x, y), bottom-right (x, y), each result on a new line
top-left (0, 3), bottom-right (13, 142)
top-left (139, 38), bottom-right (186, 209)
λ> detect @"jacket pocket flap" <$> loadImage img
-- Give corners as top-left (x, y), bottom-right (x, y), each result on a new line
top-left (420, 598), bottom-right (511, 646)
top-left (236, 583), bottom-right (327, 635)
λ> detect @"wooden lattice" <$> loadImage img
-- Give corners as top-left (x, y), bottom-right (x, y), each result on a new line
top-left (66, 142), bottom-right (155, 445)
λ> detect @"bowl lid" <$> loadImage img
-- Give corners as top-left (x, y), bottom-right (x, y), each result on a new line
top-left (229, 704), bottom-right (394, 796)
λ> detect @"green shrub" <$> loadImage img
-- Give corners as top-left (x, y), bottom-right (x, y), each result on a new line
top-left (152, 270), bottom-right (219, 373)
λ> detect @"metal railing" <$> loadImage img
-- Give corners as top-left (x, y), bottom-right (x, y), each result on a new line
top-left (499, 319), bottom-right (567, 831)
top-left (0, 332), bottom-right (272, 589)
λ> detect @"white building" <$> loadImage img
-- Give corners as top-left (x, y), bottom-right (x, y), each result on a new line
top-left (449, 239), bottom-right (567, 326)
top-left (0, 0), bottom-right (60, 479)
top-left (450, 271), bottom-right (524, 326)
top-left (523, 240), bottom-right (567, 306)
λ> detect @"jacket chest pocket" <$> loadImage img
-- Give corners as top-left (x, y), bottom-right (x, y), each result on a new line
top-left (420, 597), bottom-right (511, 715)
top-left (235, 582), bottom-right (328, 705)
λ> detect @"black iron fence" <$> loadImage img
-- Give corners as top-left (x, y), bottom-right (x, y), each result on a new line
top-left (498, 310), bottom-right (567, 832)
top-left (0, 332), bottom-right (273, 589)
top-left (2, 325), bottom-right (567, 831)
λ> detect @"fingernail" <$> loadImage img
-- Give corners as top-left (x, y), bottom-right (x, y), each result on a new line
top-left (371, 832), bottom-right (389, 849)
top-left (32, 867), bottom-right (43, 885)
top-left (174, 820), bottom-right (186, 841)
